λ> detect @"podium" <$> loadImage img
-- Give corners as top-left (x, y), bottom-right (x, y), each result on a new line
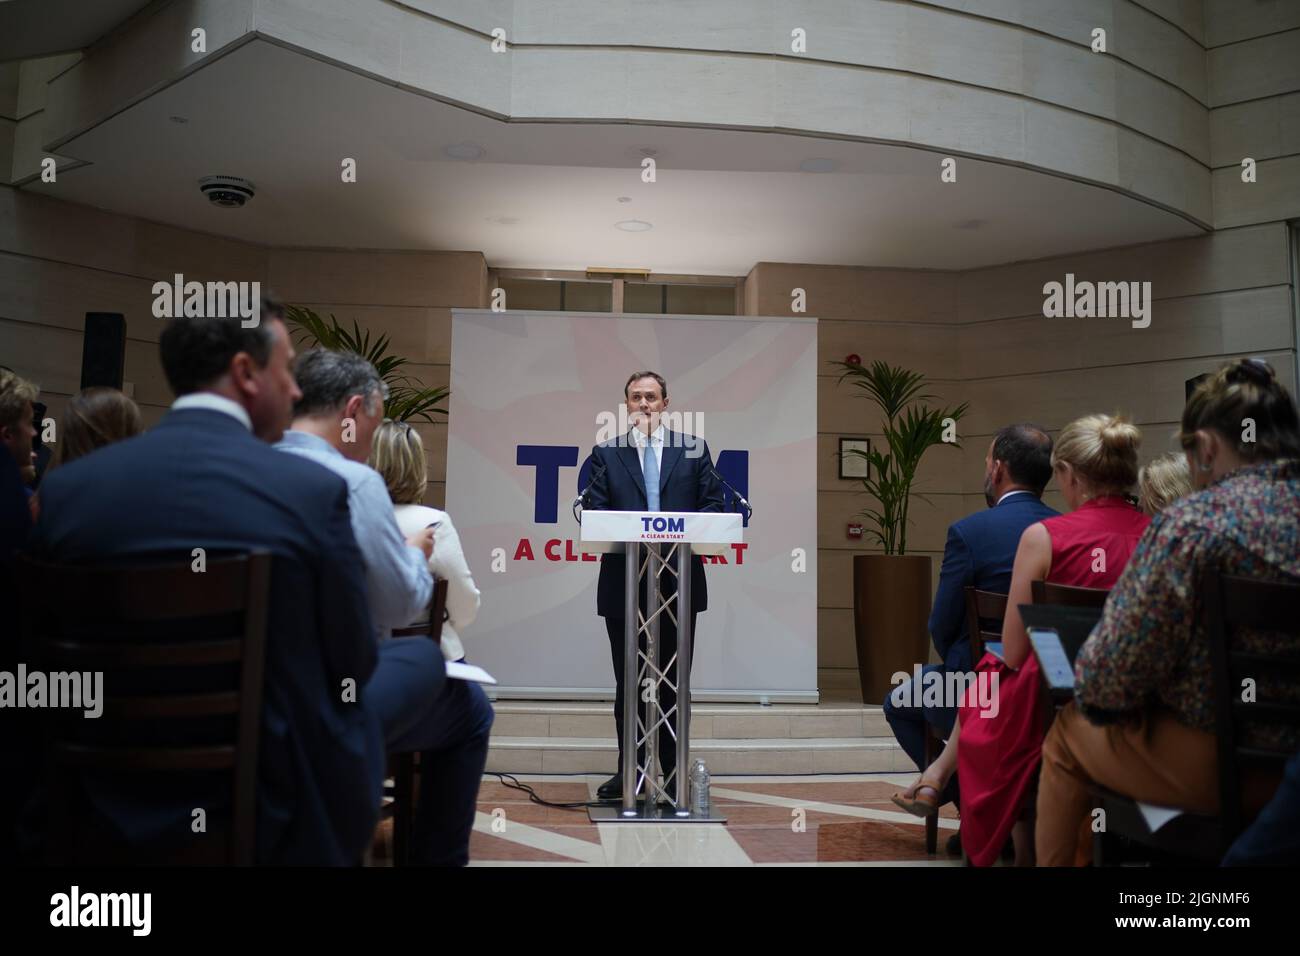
top-left (580, 510), bottom-right (743, 822)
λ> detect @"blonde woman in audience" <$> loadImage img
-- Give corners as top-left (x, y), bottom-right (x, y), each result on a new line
top-left (894, 414), bottom-right (1150, 865)
top-left (1039, 360), bottom-right (1300, 865)
top-left (1137, 451), bottom-right (1192, 516)
top-left (369, 419), bottom-right (481, 663)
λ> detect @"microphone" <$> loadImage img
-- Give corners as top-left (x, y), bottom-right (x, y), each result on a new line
top-left (707, 464), bottom-right (753, 519)
top-left (572, 457), bottom-right (608, 523)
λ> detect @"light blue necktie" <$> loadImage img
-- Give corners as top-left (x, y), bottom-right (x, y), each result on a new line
top-left (643, 439), bottom-right (660, 511)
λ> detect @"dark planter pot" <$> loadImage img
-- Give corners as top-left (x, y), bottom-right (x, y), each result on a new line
top-left (852, 553), bottom-right (932, 705)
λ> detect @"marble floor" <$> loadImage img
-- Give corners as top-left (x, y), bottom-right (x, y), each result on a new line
top-left (464, 772), bottom-right (962, 866)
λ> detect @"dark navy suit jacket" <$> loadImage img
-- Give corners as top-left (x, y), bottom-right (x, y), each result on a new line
top-left (586, 430), bottom-right (725, 618)
top-left (930, 491), bottom-right (1059, 673)
top-left (28, 407), bottom-right (385, 865)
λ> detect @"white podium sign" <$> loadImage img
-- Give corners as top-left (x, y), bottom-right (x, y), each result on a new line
top-left (579, 510), bottom-right (743, 555)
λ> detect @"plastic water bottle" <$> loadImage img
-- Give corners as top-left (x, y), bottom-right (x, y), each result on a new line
top-left (689, 758), bottom-right (711, 816)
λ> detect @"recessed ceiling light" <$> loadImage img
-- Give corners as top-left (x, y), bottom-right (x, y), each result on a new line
top-left (443, 142), bottom-right (485, 161)
top-left (168, 115), bottom-right (189, 124)
top-left (799, 157), bottom-right (837, 173)
top-left (615, 219), bottom-right (653, 232)
top-left (617, 196), bottom-right (632, 203)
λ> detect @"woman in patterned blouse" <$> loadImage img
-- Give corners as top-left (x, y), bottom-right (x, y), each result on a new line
top-left (1036, 358), bottom-right (1300, 865)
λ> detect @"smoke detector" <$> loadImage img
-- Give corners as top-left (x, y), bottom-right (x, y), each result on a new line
top-left (198, 175), bottom-right (255, 208)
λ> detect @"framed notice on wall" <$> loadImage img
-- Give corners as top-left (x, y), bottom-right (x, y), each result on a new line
top-left (839, 437), bottom-right (870, 480)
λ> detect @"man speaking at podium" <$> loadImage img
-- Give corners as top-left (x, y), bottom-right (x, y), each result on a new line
top-left (585, 371), bottom-right (724, 801)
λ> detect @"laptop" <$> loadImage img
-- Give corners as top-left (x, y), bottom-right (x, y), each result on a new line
top-left (1018, 603), bottom-right (1104, 697)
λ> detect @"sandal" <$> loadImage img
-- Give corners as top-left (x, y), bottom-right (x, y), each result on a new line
top-left (891, 778), bottom-right (942, 817)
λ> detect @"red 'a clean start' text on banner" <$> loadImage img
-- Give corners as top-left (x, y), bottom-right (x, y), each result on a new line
top-left (512, 538), bottom-right (749, 564)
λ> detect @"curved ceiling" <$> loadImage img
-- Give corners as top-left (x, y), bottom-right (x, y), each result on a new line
top-left (25, 38), bottom-right (1203, 274)
top-left (0, 0), bottom-right (153, 63)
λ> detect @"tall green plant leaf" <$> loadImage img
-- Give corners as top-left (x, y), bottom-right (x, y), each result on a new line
top-left (834, 359), bottom-right (967, 555)
top-left (285, 304), bottom-right (449, 423)
top-left (832, 360), bottom-right (932, 422)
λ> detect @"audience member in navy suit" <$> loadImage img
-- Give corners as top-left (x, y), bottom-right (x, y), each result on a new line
top-left (27, 298), bottom-right (447, 864)
top-left (883, 424), bottom-right (1057, 841)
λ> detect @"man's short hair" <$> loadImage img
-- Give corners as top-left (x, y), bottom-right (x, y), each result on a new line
top-left (292, 348), bottom-right (388, 418)
top-left (159, 293), bottom-right (284, 396)
top-left (624, 370), bottom-right (668, 401)
top-left (992, 423), bottom-right (1053, 494)
top-left (0, 366), bottom-right (39, 432)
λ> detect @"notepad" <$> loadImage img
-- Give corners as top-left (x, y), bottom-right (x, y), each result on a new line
top-left (445, 661), bottom-right (497, 685)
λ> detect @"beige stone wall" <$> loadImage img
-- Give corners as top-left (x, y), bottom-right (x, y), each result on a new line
top-left (267, 247), bottom-right (488, 507)
top-left (745, 263), bottom-right (963, 689)
top-left (0, 186), bottom-right (267, 433)
top-left (1206, 0), bottom-right (1300, 229)
top-left (752, 221), bottom-right (1297, 691)
top-left (0, 63), bottom-right (18, 183)
top-left (0, 186), bottom-right (486, 508)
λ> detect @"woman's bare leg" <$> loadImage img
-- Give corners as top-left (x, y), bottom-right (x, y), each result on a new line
top-left (900, 716), bottom-right (962, 798)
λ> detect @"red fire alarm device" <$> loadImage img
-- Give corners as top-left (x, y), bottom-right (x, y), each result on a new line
top-left (845, 353), bottom-right (861, 366)
top-left (847, 523), bottom-right (863, 540)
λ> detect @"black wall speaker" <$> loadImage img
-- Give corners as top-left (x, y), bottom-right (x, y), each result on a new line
top-left (81, 312), bottom-right (126, 390)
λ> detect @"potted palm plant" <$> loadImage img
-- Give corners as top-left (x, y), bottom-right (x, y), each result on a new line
top-left (285, 305), bottom-right (449, 422)
top-left (833, 360), bottom-right (967, 703)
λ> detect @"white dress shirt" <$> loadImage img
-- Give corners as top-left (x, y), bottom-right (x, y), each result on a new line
top-left (172, 393), bottom-right (252, 431)
top-left (629, 423), bottom-right (666, 478)
top-left (996, 489), bottom-right (1033, 505)
top-left (393, 505), bottom-right (480, 662)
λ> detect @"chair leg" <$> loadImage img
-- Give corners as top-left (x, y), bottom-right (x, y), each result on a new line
top-left (393, 754), bottom-right (415, 867)
top-left (922, 730), bottom-right (938, 855)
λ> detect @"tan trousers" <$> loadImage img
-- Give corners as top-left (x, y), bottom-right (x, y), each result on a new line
top-left (1035, 701), bottom-right (1219, 866)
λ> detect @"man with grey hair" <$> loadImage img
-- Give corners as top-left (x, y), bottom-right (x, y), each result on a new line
top-left (277, 348), bottom-right (433, 639)
top-left (276, 348), bottom-right (492, 866)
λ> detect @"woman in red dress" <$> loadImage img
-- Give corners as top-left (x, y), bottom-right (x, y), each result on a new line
top-left (893, 414), bottom-right (1150, 864)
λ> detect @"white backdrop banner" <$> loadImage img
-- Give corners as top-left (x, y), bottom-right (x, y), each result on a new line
top-left (445, 309), bottom-right (818, 700)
